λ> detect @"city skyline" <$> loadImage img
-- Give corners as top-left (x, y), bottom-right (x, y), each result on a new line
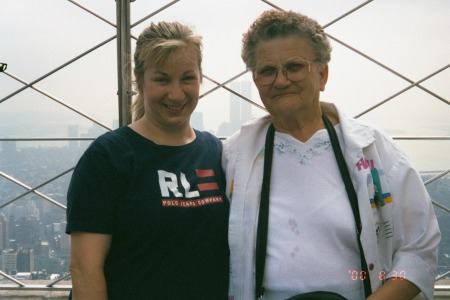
top-left (1, 1), bottom-right (449, 173)
top-left (0, 1), bottom-right (449, 293)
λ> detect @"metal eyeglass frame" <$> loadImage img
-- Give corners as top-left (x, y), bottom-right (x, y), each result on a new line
top-left (252, 60), bottom-right (316, 85)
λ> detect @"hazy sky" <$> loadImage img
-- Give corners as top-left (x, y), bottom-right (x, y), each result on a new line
top-left (1, 0), bottom-right (449, 171)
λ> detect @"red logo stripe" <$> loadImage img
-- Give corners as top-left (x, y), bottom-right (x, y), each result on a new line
top-left (196, 169), bottom-right (215, 177)
top-left (197, 182), bottom-right (219, 191)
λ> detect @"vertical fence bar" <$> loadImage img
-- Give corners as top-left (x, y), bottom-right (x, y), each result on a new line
top-left (116, 0), bottom-right (133, 126)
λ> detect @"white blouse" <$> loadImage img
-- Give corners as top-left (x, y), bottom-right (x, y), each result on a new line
top-left (263, 125), bottom-right (364, 300)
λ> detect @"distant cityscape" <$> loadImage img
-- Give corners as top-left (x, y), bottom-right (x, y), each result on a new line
top-left (0, 82), bottom-right (255, 280)
top-left (189, 81), bottom-right (255, 138)
top-left (0, 81), bottom-right (449, 282)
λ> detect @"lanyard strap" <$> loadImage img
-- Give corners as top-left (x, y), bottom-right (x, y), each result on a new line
top-left (255, 122), bottom-right (275, 299)
top-left (255, 115), bottom-right (372, 299)
top-left (322, 114), bottom-right (372, 298)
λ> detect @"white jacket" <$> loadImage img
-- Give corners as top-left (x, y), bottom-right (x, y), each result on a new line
top-left (222, 102), bottom-right (440, 300)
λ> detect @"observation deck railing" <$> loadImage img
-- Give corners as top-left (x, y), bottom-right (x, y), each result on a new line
top-left (1, 0), bottom-right (449, 298)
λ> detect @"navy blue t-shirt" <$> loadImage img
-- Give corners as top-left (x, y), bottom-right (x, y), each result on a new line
top-left (66, 126), bottom-right (229, 299)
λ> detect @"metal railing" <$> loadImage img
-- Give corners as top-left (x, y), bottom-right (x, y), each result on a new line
top-left (0, 0), bottom-right (449, 296)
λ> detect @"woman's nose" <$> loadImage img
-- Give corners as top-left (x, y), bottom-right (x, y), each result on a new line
top-left (273, 67), bottom-right (291, 86)
top-left (168, 82), bottom-right (185, 100)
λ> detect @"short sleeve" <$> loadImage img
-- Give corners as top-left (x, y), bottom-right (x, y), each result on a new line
top-left (66, 141), bottom-right (123, 234)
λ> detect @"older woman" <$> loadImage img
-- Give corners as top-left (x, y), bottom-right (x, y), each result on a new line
top-left (223, 10), bottom-right (440, 300)
top-left (66, 21), bottom-right (229, 299)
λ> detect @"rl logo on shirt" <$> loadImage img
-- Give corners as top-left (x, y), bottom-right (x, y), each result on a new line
top-left (158, 169), bottom-right (223, 207)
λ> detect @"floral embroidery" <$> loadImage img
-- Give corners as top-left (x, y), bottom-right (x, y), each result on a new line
top-left (274, 138), bottom-right (331, 165)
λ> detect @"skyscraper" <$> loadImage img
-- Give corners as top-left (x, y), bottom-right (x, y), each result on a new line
top-left (2, 249), bottom-right (17, 274)
top-left (0, 213), bottom-right (10, 251)
top-left (218, 81), bottom-right (253, 137)
top-left (17, 248), bottom-right (34, 272)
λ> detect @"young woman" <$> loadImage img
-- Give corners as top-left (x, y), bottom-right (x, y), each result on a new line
top-left (66, 21), bottom-right (229, 300)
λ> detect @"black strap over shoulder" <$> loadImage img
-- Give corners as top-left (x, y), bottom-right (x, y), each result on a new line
top-left (322, 114), bottom-right (372, 297)
top-left (255, 116), bottom-right (371, 300)
top-left (255, 123), bottom-right (275, 299)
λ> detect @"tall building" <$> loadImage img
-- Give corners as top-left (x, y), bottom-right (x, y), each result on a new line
top-left (0, 214), bottom-right (10, 250)
top-left (24, 200), bottom-right (40, 220)
top-left (14, 217), bottom-right (41, 249)
top-left (240, 81), bottom-right (252, 123)
top-left (218, 81), bottom-right (253, 136)
top-left (229, 82), bottom-right (241, 133)
top-left (17, 248), bottom-right (34, 272)
top-left (2, 249), bottom-right (18, 274)
top-left (0, 221), bottom-right (2, 251)
top-left (59, 221), bottom-right (70, 258)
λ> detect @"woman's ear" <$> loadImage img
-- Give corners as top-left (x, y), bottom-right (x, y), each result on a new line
top-left (319, 64), bottom-right (329, 92)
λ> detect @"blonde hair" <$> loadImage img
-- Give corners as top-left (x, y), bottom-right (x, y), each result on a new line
top-left (131, 21), bottom-right (203, 121)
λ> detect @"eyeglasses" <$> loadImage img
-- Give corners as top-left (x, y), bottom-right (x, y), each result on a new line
top-left (253, 60), bottom-right (316, 85)
top-left (0, 63), bottom-right (7, 73)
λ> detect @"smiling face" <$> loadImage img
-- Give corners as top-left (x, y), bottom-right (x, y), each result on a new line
top-left (253, 35), bottom-right (328, 123)
top-left (141, 46), bottom-right (201, 131)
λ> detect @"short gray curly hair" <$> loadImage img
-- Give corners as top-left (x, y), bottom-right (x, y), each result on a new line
top-left (242, 10), bottom-right (332, 70)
